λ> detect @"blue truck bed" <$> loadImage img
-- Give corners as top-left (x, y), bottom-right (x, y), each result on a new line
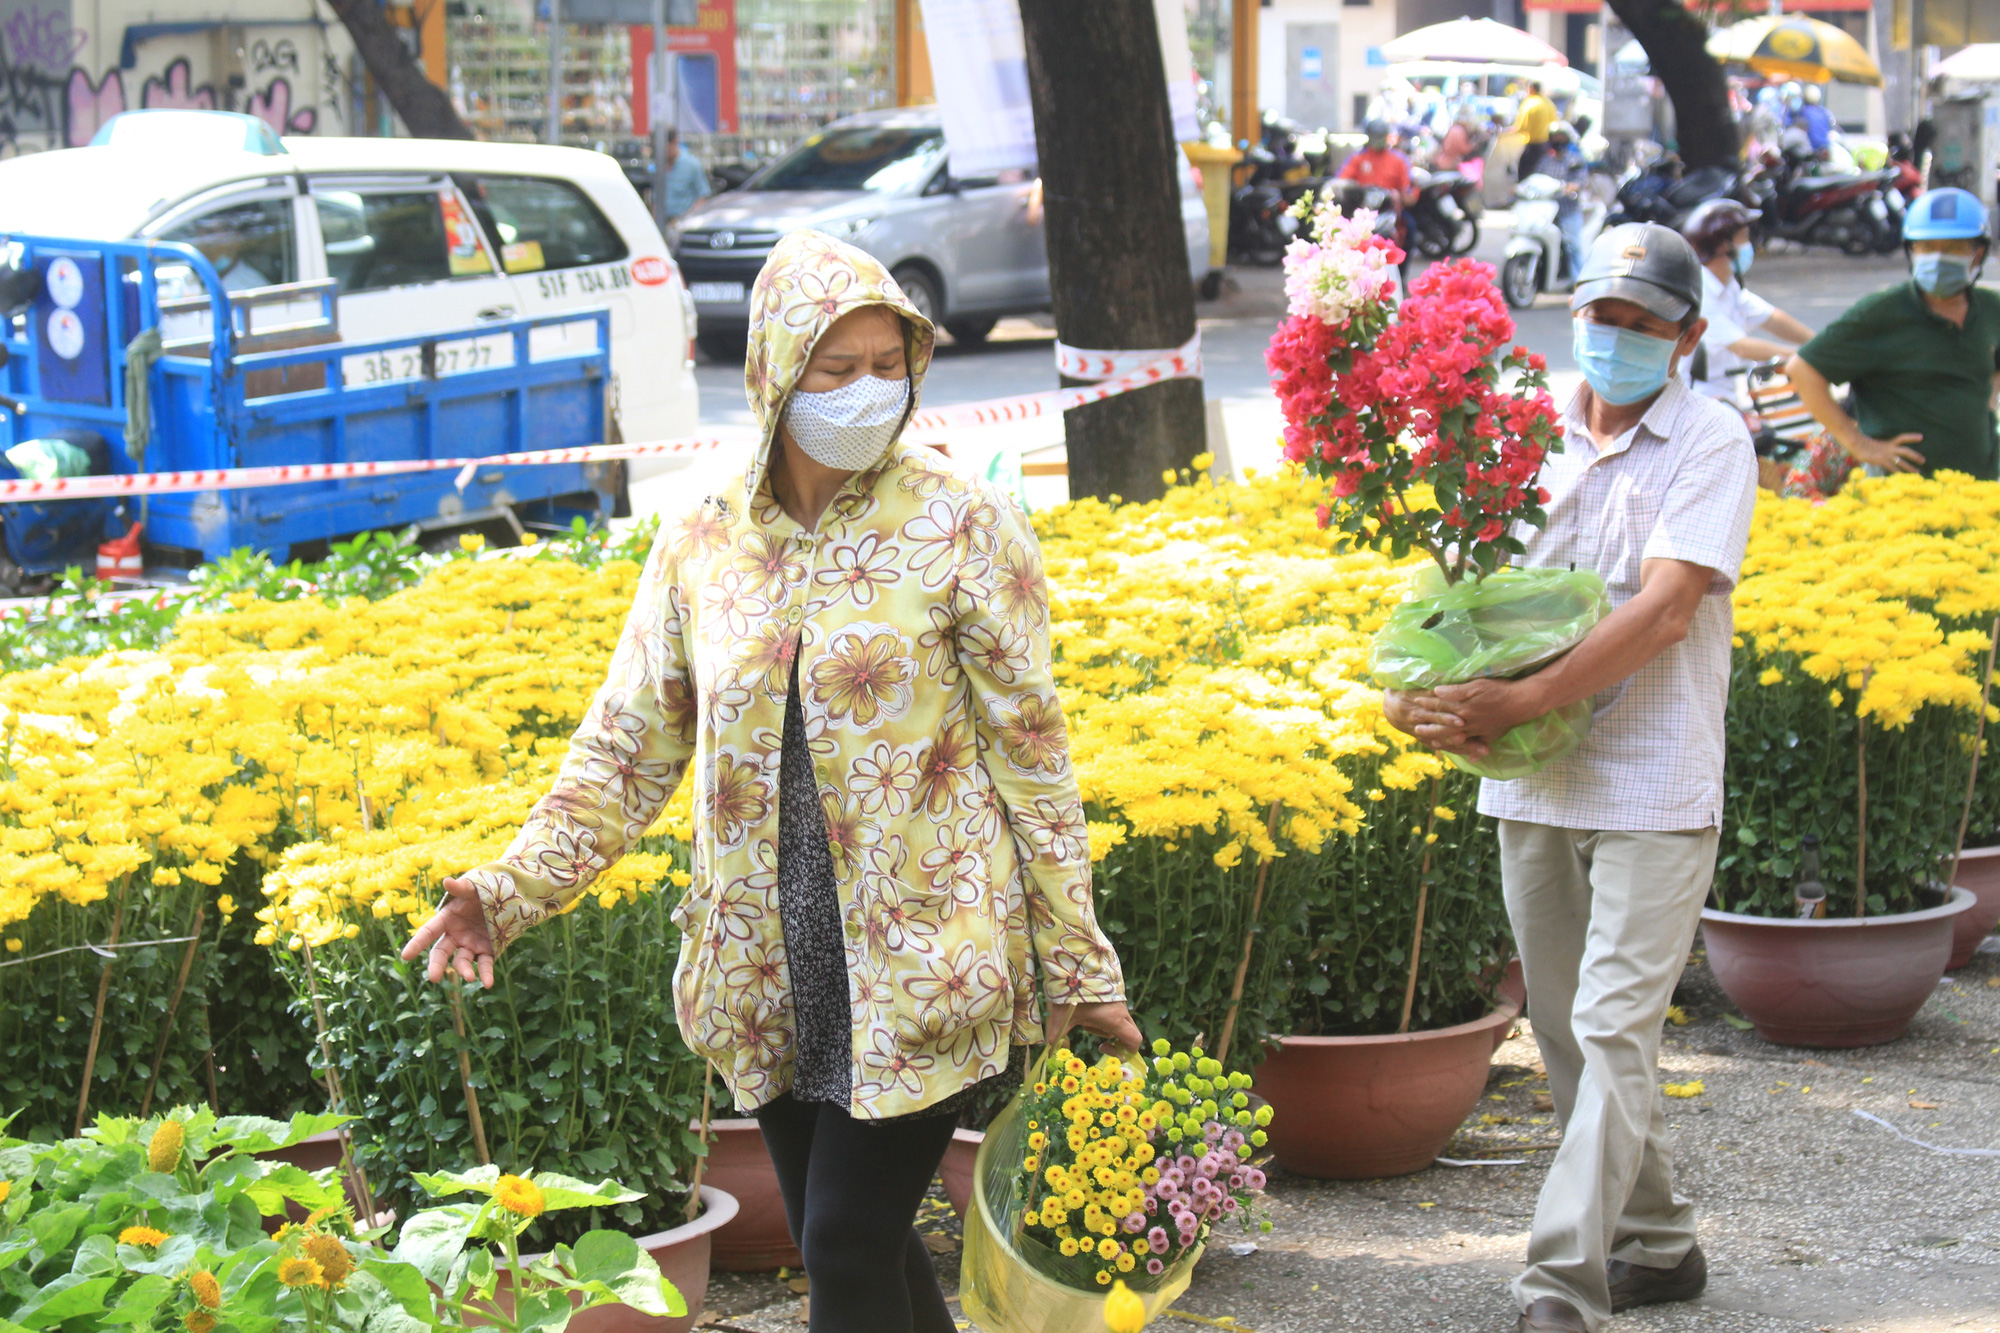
top-left (0, 234), bottom-right (614, 570)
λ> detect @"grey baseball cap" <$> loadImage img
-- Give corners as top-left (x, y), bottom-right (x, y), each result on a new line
top-left (1569, 222), bottom-right (1703, 323)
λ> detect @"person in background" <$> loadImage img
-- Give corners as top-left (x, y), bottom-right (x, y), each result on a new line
top-left (1679, 199), bottom-right (1813, 402)
top-left (1385, 223), bottom-right (1755, 1333)
top-left (659, 127), bottom-right (712, 224)
top-left (1786, 186), bottom-right (2000, 481)
top-left (1433, 104), bottom-right (1488, 174)
top-left (1512, 80), bottom-right (1559, 180)
top-left (1789, 83), bottom-right (1833, 157)
top-left (1339, 119), bottom-right (1415, 208)
top-left (1540, 121), bottom-right (1592, 284)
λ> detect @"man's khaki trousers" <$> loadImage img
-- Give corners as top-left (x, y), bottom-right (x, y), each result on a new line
top-left (1497, 821), bottom-right (1718, 1330)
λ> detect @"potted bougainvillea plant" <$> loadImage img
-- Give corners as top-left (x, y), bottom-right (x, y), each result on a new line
top-left (1249, 195), bottom-right (1579, 1178)
top-left (1265, 196), bottom-right (1602, 781)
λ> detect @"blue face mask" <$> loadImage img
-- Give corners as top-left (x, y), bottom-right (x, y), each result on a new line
top-left (1573, 318), bottom-right (1679, 406)
top-left (1734, 242), bottom-right (1755, 276)
top-left (1912, 251), bottom-right (1974, 298)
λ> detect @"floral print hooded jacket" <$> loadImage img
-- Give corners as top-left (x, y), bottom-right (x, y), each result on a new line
top-left (464, 231), bottom-right (1125, 1118)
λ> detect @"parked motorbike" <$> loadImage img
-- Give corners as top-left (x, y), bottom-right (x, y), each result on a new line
top-left (1607, 158), bottom-right (1742, 230)
top-left (1501, 172), bottom-right (1607, 310)
top-left (1742, 147), bottom-right (1902, 255)
top-left (1405, 167), bottom-right (1481, 258)
top-left (1227, 144), bottom-right (1297, 266)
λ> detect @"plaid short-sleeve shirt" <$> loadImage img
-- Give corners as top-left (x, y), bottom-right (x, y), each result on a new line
top-left (1477, 377), bottom-right (1757, 832)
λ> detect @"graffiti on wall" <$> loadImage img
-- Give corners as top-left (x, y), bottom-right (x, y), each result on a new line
top-left (1, 0), bottom-right (323, 154)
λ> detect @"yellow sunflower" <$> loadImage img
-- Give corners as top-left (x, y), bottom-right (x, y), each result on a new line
top-left (119, 1226), bottom-right (170, 1248)
top-left (494, 1174), bottom-right (546, 1218)
top-left (277, 1256), bottom-right (324, 1289)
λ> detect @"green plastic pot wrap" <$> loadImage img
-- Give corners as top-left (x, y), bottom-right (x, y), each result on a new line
top-left (958, 1097), bottom-right (1202, 1333)
top-left (1370, 564), bottom-right (1609, 781)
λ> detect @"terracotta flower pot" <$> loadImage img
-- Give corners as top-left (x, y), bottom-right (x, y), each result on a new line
top-left (1947, 845), bottom-right (2000, 971)
top-left (1701, 888), bottom-right (1975, 1048)
top-left (1251, 994), bottom-right (1525, 1180)
top-left (938, 1128), bottom-right (983, 1220)
top-left (700, 1118), bottom-right (802, 1271)
top-left (253, 1129), bottom-right (347, 1172)
top-left (512, 1184), bottom-right (738, 1333)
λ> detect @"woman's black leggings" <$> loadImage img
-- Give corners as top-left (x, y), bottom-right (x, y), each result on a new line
top-left (754, 1093), bottom-right (959, 1333)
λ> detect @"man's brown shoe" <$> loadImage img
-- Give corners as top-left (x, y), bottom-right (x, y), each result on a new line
top-left (1607, 1242), bottom-right (1707, 1313)
top-left (1517, 1297), bottom-right (1586, 1332)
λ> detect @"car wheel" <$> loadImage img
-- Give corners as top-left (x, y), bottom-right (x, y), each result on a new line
top-left (696, 328), bottom-right (746, 363)
top-left (944, 317), bottom-right (998, 346)
top-left (891, 265), bottom-right (943, 325)
top-left (1502, 252), bottom-right (1540, 309)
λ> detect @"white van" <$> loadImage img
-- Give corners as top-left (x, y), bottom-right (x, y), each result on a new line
top-left (0, 111), bottom-right (699, 450)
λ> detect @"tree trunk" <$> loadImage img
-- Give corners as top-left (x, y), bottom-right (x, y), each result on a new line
top-left (325, 0), bottom-right (474, 140)
top-left (1018, 0), bottom-right (1203, 505)
top-left (1607, 0), bottom-right (1739, 170)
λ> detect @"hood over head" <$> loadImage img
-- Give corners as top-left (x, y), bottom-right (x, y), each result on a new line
top-left (742, 230), bottom-right (936, 500)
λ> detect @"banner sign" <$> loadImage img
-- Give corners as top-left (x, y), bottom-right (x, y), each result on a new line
top-left (631, 0), bottom-right (737, 135)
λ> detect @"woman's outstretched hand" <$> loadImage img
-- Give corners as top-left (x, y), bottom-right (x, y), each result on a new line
top-left (1046, 1000), bottom-right (1143, 1054)
top-left (400, 877), bottom-right (496, 989)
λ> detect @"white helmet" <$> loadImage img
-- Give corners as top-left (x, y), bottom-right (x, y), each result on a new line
top-left (1802, 83), bottom-right (1823, 104)
top-left (1781, 81), bottom-right (1803, 106)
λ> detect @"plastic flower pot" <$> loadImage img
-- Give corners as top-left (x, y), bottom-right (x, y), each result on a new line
top-left (1251, 991), bottom-right (1525, 1180)
top-left (698, 1118), bottom-right (802, 1271)
top-left (939, 1127), bottom-right (984, 1221)
top-left (1947, 845), bottom-right (2000, 971)
top-left (505, 1184), bottom-right (738, 1333)
top-left (1701, 888), bottom-right (1975, 1048)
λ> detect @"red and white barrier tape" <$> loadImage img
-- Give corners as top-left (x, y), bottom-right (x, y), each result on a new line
top-left (1053, 331), bottom-right (1201, 383)
top-left (0, 339), bottom-right (1204, 504)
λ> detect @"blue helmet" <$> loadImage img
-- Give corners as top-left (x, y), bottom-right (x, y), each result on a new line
top-left (1903, 187), bottom-right (1990, 242)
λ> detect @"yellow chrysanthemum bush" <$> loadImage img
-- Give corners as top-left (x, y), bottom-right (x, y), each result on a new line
top-left (1037, 465), bottom-right (1513, 1045)
top-left (1719, 475), bottom-right (2000, 916)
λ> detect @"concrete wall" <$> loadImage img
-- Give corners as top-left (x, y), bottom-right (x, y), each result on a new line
top-left (0, 0), bottom-right (362, 156)
top-left (1258, 0), bottom-right (1397, 131)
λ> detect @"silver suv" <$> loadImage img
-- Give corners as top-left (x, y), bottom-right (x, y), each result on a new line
top-left (673, 106), bottom-right (1210, 358)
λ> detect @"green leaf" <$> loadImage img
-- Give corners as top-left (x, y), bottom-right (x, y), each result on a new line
top-left (11, 1274), bottom-right (116, 1328)
top-left (1722, 1013), bottom-right (1755, 1030)
top-left (359, 1259), bottom-right (439, 1326)
top-left (241, 1165), bottom-right (345, 1218)
top-left (67, 1235), bottom-right (117, 1278)
top-left (100, 1274), bottom-right (173, 1327)
top-left (388, 1206), bottom-right (480, 1291)
top-left (203, 1114), bottom-right (354, 1156)
top-left (568, 1232), bottom-right (680, 1317)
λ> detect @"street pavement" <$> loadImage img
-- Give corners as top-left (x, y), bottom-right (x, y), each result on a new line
top-left (693, 942), bottom-right (2000, 1333)
top-left (649, 226), bottom-right (1925, 516)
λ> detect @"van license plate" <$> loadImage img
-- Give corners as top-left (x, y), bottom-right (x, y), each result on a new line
top-left (690, 282), bottom-right (745, 303)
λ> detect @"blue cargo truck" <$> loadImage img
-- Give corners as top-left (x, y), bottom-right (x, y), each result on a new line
top-left (0, 232), bottom-right (619, 589)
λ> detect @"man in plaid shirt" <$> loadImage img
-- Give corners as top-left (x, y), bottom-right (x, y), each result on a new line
top-left (1386, 223), bottom-right (1757, 1333)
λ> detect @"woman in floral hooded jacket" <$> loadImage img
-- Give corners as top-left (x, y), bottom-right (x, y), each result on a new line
top-left (405, 231), bottom-right (1136, 1332)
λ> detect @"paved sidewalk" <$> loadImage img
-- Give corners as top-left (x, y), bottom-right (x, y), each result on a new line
top-left (695, 941), bottom-right (2000, 1332)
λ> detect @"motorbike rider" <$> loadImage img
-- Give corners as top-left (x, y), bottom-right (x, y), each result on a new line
top-left (1680, 199), bottom-right (1813, 402)
top-left (1512, 79), bottom-right (1559, 180)
top-left (1339, 119), bottom-right (1415, 208)
top-left (1434, 105), bottom-right (1487, 173)
top-left (1541, 122), bottom-right (1593, 284)
top-left (1786, 186), bottom-right (2000, 481)
top-left (1789, 83), bottom-right (1834, 158)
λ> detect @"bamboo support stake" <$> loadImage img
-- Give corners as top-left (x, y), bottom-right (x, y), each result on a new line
top-left (449, 985), bottom-right (492, 1166)
top-left (1949, 617), bottom-right (2000, 883)
top-left (684, 1061), bottom-right (715, 1224)
top-left (300, 943), bottom-right (379, 1224)
top-left (140, 902), bottom-right (207, 1118)
top-left (75, 872), bottom-right (134, 1135)
top-left (1398, 778), bottom-right (1443, 1035)
top-left (1213, 802), bottom-right (1285, 1069)
top-left (1855, 668), bottom-right (1873, 919)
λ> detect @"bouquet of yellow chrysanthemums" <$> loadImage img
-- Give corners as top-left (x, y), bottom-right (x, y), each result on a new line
top-left (1015, 1040), bottom-right (1271, 1287)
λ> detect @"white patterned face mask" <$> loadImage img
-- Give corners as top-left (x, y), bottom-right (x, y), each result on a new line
top-left (782, 374), bottom-right (910, 470)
